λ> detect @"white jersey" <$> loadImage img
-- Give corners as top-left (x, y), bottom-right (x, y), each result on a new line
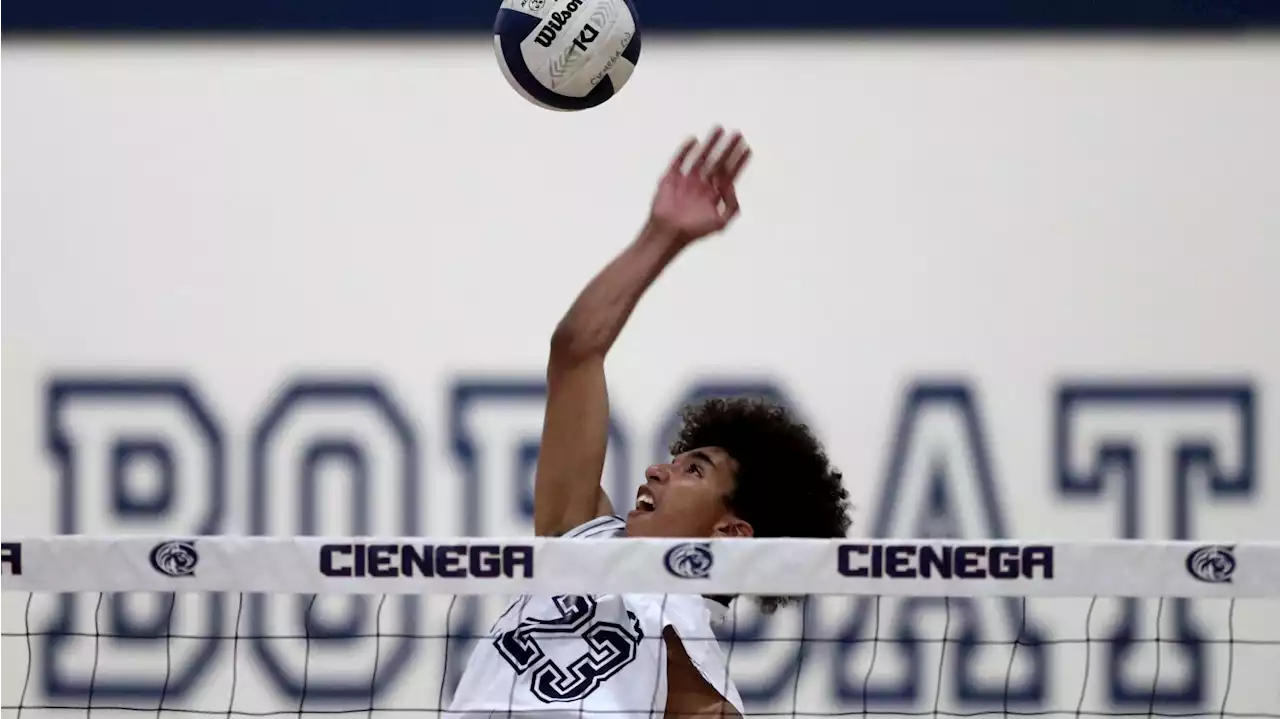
top-left (446, 516), bottom-right (744, 719)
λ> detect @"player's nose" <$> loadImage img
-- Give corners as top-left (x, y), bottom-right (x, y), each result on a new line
top-left (645, 464), bottom-right (670, 484)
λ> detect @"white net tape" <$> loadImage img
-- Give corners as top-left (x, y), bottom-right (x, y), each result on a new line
top-left (5, 537), bottom-right (1280, 597)
top-left (3, 537), bottom-right (1279, 719)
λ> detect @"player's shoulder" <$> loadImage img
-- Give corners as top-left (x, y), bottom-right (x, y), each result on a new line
top-left (560, 514), bottom-right (626, 539)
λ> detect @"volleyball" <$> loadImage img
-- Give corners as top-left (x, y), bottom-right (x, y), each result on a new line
top-left (493, 0), bottom-right (641, 111)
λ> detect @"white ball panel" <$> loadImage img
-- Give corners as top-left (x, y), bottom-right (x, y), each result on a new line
top-left (557, 3), bottom-right (636, 98)
top-left (493, 35), bottom-right (570, 112)
top-left (604, 55), bottom-right (636, 91)
top-left (517, 0), bottom-right (636, 98)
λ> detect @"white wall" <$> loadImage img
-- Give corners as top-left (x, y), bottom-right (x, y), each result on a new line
top-left (2, 37), bottom-right (1279, 719)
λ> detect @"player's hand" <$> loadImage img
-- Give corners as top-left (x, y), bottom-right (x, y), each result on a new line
top-left (648, 127), bottom-right (751, 245)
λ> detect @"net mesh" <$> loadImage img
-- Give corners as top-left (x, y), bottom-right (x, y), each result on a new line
top-left (3, 537), bottom-right (1279, 719)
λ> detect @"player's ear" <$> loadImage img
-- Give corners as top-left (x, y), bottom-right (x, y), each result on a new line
top-left (713, 516), bottom-right (753, 538)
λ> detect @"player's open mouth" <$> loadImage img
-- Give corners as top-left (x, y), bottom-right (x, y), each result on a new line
top-left (635, 487), bottom-right (656, 512)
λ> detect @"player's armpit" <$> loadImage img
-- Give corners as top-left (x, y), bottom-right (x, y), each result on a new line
top-left (595, 485), bottom-right (615, 518)
top-left (662, 628), bottom-right (742, 719)
top-left (547, 491), bottom-right (615, 537)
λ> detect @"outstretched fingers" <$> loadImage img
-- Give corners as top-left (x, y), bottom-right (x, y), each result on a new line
top-left (726, 144), bottom-right (752, 183)
top-left (668, 127), bottom-right (750, 182)
top-left (708, 132), bottom-right (744, 178)
top-left (713, 136), bottom-right (750, 224)
top-left (667, 137), bottom-right (697, 177)
top-left (688, 126), bottom-right (725, 177)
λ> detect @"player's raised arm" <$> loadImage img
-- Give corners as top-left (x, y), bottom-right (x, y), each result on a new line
top-left (533, 127), bottom-right (752, 537)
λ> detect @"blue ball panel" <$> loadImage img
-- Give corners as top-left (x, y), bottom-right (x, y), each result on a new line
top-left (620, 0), bottom-right (642, 64)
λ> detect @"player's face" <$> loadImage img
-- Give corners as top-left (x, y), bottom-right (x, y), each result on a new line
top-left (625, 447), bottom-right (752, 538)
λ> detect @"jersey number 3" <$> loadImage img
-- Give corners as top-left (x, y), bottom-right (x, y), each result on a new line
top-left (494, 595), bottom-right (645, 703)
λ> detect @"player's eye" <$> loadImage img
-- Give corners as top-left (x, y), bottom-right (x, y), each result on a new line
top-left (689, 463), bottom-right (703, 477)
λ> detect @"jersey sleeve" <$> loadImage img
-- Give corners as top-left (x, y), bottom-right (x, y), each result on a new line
top-left (561, 514), bottom-right (626, 539)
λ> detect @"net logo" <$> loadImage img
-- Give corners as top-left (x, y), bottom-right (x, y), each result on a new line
top-left (664, 542), bottom-right (712, 579)
top-left (319, 543), bottom-right (534, 578)
top-left (838, 543), bottom-right (1055, 580)
top-left (149, 540), bottom-right (199, 577)
top-left (1, 542), bottom-right (21, 575)
top-left (1185, 544), bottom-right (1236, 583)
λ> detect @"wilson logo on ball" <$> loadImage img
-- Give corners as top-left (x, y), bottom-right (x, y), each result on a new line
top-left (534, 0), bottom-right (585, 48)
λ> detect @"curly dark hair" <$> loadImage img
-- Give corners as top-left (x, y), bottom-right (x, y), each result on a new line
top-left (670, 396), bottom-right (851, 613)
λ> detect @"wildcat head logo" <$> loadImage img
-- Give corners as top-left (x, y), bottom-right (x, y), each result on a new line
top-left (664, 543), bottom-right (713, 579)
top-left (150, 540), bottom-right (199, 578)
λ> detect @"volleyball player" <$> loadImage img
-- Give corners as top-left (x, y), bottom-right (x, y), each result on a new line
top-left (447, 127), bottom-right (851, 719)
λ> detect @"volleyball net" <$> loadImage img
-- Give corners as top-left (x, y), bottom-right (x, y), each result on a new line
top-left (2, 536), bottom-right (1279, 719)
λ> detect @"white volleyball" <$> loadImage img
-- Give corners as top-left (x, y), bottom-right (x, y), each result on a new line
top-left (493, 0), bottom-right (642, 111)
